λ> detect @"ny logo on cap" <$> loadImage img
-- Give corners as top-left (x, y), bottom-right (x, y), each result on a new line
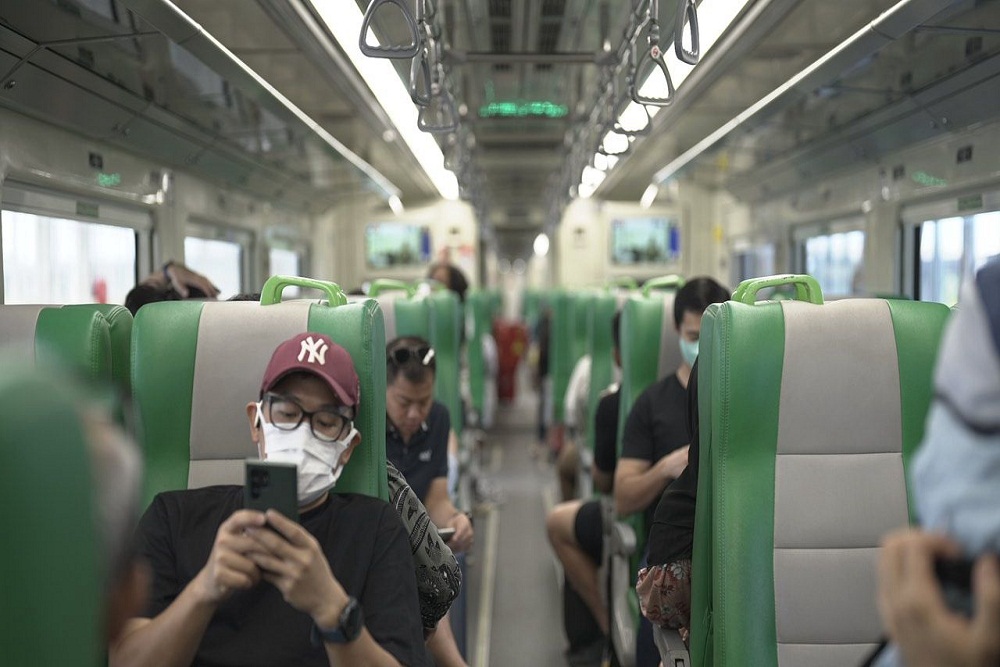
top-left (298, 336), bottom-right (329, 365)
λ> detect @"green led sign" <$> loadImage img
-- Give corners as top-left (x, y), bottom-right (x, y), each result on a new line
top-left (911, 170), bottom-right (947, 187)
top-left (97, 172), bottom-right (122, 187)
top-left (479, 101), bottom-right (569, 119)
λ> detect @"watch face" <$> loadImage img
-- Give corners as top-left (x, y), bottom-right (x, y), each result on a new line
top-left (341, 598), bottom-right (363, 641)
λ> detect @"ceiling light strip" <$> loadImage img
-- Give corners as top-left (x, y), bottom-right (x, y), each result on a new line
top-left (311, 0), bottom-right (459, 200)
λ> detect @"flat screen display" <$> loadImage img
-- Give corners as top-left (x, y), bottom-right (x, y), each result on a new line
top-left (611, 218), bottom-right (680, 264)
top-left (365, 223), bottom-right (431, 268)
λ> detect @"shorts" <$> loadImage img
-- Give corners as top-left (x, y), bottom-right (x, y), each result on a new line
top-left (573, 499), bottom-right (604, 565)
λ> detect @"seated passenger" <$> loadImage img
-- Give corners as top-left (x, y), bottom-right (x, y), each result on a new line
top-left (872, 259), bottom-right (1000, 667)
top-left (615, 277), bottom-right (728, 667)
top-left (124, 260), bottom-right (220, 315)
top-left (384, 336), bottom-right (474, 667)
top-left (427, 262), bottom-right (469, 303)
top-left (110, 332), bottom-right (427, 667)
top-left (636, 359), bottom-right (700, 641)
top-left (546, 312), bottom-right (622, 647)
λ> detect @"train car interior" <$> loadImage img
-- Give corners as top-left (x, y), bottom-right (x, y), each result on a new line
top-left (2, 0), bottom-right (999, 665)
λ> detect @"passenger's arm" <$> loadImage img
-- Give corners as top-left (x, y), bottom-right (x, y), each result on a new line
top-left (246, 511), bottom-right (403, 667)
top-left (878, 529), bottom-right (1000, 667)
top-left (109, 510), bottom-right (268, 667)
top-left (613, 449), bottom-right (688, 517)
top-left (592, 468), bottom-right (614, 495)
top-left (426, 477), bottom-right (474, 552)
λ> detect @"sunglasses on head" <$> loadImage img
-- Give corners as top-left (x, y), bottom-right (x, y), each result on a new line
top-left (388, 345), bottom-right (435, 366)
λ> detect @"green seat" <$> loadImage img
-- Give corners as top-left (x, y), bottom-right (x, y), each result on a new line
top-left (465, 290), bottom-right (497, 428)
top-left (690, 275), bottom-right (950, 666)
top-left (551, 291), bottom-right (594, 426)
top-left (585, 287), bottom-right (633, 456)
top-left (610, 274), bottom-right (685, 667)
top-left (426, 288), bottom-right (463, 435)
top-left (132, 276), bottom-right (388, 507)
top-left (0, 367), bottom-right (103, 667)
top-left (0, 303), bottom-right (131, 386)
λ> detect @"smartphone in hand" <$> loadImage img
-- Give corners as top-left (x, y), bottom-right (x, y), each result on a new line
top-left (245, 460), bottom-right (299, 524)
top-left (935, 556), bottom-right (975, 617)
top-left (438, 527), bottom-right (457, 543)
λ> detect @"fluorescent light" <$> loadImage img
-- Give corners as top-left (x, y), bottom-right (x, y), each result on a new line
top-left (388, 194), bottom-right (404, 215)
top-left (601, 130), bottom-right (630, 155)
top-left (314, 3), bottom-right (459, 200)
top-left (616, 102), bottom-right (650, 133)
top-left (533, 233), bottom-right (550, 257)
top-left (640, 183), bottom-right (659, 209)
top-left (581, 166), bottom-right (606, 188)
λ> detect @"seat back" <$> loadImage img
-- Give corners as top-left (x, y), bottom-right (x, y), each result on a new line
top-left (551, 292), bottom-right (594, 424)
top-left (132, 276), bottom-right (388, 507)
top-left (690, 275), bottom-right (950, 667)
top-left (426, 288), bottom-right (463, 435)
top-left (465, 290), bottom-right (496, 425)
top-left (586, 289), bottom-right (631, 454)
top-left (0, 304), bottom-right (130, 386)
top-left (0, 367), bottom-right (103, 667)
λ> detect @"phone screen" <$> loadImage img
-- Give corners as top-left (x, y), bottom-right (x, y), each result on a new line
top-left (245, 460), bottom-right (299, 524)
top-left (438, 527), bottom-right (456, 543)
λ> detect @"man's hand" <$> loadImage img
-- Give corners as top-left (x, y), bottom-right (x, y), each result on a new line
top-left (446, 512), bottom-right (474, 553)
top-left (245, 510), bottom-right (349, 629)
top-left (654, 445), bottom-right (689, 482)
top-left (878, 529), bottom-right (1000, 667)
top-left (193, 510), bottom-right (267, 605)
top-left (165, 262), bottom-right (220, 299)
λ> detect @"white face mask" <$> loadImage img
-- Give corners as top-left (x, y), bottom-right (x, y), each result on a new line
top-left (257, 403), bottom-right (357, 505)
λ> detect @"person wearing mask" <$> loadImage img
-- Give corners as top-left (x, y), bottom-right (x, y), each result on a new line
top-left (614, 277), bottom-right (729, 667)
top-left (111, 332), bottom-right (427, 667)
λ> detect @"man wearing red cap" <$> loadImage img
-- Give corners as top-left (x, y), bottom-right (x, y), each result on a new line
top-left (111, 332), bottom-right (427, 667)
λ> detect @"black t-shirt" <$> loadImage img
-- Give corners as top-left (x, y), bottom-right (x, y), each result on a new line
top-left (385, 401), bottom-right (450, 504)
top-left (620, 374), bottom-right (691, 530)
top-left (137, 486), bottom-right (428, 667)
top-left (648, 361), bottom-right (700, 565)
top-left (593, 388), bottom-right (621, 477)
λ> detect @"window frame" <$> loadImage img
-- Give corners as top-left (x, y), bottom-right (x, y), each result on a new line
top-left (184, 219), bottom-right (255, 296)
top-left (0, 181), bottom-right (152, 305)
top-left (791, 215), bottom-right (867, 298)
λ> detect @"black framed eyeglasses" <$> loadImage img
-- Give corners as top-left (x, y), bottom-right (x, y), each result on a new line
top-left (387, 345), bottom-right (436, 367)
top-left (262, 392), bottom-right (354, 442)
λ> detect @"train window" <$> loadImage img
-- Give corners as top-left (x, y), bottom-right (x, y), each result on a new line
top-left (184, 223), bottom-right (253, 300)
top-left (1, 211), bottom-right (136, 305)
top-left (793, 224), bottom-right (865, 298)
top-left (917, 211), bottom-right (1000, 305)
top-left (731, 244), bottom-right (775, 285)
top-left (268, 247), bottom-right (303, 297)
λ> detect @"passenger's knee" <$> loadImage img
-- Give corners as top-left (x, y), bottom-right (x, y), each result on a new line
top-left (546, 501), bottom-right (580, 545)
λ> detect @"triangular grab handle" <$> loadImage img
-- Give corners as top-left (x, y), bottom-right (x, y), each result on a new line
top-left (418, 90), bottom-right (459, 134)
top-left (630, 42), bottom-right (675, 107)
top-left (674, 0), bottom-right (700, 65)
top-left (359, 0), bottom-right (420, 59)
top-left (410, 44), bottom-right (433, 106)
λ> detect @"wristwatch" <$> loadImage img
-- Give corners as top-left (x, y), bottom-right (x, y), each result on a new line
top-left (311, 597), bottom-right (364, 645)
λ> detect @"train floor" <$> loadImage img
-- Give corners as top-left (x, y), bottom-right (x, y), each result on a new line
top-left (463, 380), bottom-right (577, 667)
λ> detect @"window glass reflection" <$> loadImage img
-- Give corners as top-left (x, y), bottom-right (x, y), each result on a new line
top-left (184, 236), bottom-right (242, 300)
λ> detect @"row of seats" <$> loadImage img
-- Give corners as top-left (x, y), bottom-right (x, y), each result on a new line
top-left (546, 274), bottom-right (952, 667)
top-left (1, 274), bottom-right (490, 666)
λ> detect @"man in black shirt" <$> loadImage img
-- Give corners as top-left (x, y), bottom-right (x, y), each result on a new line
top-left (546, 312), bottom-right (623, 647)
top-left (613, 278), bottom-right (729, 529)
top-left (384, 336), bottom-right (474, 667)
top-left (614, 277), bottom-right (728, 667)
top-left (111, 332), bottom-right (427, 667)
